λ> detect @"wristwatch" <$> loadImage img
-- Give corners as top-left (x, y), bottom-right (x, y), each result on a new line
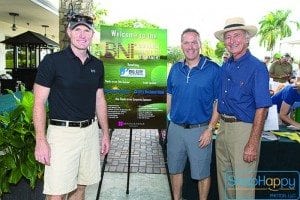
top-left (207, 126), bottom-right (215, 132)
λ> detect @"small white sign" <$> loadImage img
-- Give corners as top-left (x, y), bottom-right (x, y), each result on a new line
top-left (264, 105), bottom-right (279, 131)
top-left (120, 68), bottom-right (146, 78)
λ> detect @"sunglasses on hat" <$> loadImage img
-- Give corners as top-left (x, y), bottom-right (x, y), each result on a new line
top-left (68, 14), bottom-right (94, 30)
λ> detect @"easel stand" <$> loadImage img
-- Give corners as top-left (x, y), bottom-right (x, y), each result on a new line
top-left (96, 128), bottom-right (134, 197)
top-left (126, 128), bottom-right (173, 199)
top-left (96, 128), bottom-right (173, 199)
top-left (96, 129), bottom-right (114, 200)
top-left (159, 129), bottom-right (174, 200)
top-left (126, 128), bottom-right (133, 194)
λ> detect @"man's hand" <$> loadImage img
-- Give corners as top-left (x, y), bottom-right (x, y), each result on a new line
top-left (101, 133), bottom-right (111, 156)
top-left (35, 138), bottom-right (51, 166)
top-left (243, 141), bottom-right (259, 163)
top-left (198, 128), bottom-right (213, 148)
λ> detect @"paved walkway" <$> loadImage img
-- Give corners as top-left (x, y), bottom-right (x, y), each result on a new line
top-left (103, 129), bottom-right (167, 174)
top-left (86, 129), bottom-right (172, 200)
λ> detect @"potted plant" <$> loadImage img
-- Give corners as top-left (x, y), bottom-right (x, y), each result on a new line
top-left (0, 86), bottom-right (44, 197)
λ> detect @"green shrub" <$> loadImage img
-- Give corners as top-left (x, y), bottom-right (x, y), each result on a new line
top-left (0, 86), bottom-right (44, 196)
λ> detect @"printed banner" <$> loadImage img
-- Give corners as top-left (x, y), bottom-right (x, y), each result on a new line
top-left (100, 25), bottom-right (167, 129)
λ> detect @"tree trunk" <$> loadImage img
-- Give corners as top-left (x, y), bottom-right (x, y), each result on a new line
top-left (59, 0), bottom-right (94, 49)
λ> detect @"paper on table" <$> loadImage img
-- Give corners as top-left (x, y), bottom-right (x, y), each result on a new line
top-left (262, 131), bottom-right (278, 141)
top-left (286, 125), bottom-right (300, 131)
top-left (264, 105), bottom-right (279, 131)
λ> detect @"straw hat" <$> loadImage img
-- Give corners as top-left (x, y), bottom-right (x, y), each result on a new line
top-left (214, 17), bottom-right (257, 41)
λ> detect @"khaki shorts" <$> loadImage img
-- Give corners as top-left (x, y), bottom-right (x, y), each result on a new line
top-left (43, 121), bottom-right (100, 195)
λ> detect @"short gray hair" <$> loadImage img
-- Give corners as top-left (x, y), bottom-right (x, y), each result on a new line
top-left (181, 28), bottom-right (201, 42)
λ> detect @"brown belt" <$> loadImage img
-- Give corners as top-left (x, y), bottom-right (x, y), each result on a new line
top-left (220, 115), bottom-right (241, 123)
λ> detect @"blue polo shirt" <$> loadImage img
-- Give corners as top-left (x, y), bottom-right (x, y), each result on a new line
top-left (271, 85), bottom-right (300, 112)
top-left (167, 55), bottom-right (220, 124)
top-left (218, 50), bottom-right (272, 123)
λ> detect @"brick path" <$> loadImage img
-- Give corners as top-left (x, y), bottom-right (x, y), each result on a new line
top-left (102, 129), bottom-right (167, 174)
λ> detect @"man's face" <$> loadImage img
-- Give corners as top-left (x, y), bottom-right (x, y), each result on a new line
top-left (181, 32), bottom-right (201, 61)
top-left (224, 29), bottom-right (249, 58)
top-left (67, 25), bottom-right (94, 50)
top-left (281, 56), bottom-right (290, 63)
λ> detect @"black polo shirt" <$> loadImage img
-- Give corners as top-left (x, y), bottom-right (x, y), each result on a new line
top-left (35, 46), bottom-right (104, 121)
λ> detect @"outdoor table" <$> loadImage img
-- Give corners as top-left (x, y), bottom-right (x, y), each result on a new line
top-left (182, 132), bottom-right (300, 200)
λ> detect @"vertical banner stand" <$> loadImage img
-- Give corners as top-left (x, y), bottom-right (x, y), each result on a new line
top-left (96, 129), bottom-right (114, 200)
top-left (126, 128), bottom-right (133, 194)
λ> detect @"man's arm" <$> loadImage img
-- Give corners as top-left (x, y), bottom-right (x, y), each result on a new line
top-left (33, 83), bottom-right (51, 165)
top-left (96, 88), bottom-right (110, 156)
top-left (243, 107), bottom-right (268, 163)
top-left (279, 101), bottom-right (300, 127)
top-left (208, 100), bottom-right (220, 131)
top-left (199, 101), bottom-right (220, 148)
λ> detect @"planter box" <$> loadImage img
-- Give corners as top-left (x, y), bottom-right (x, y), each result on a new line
top-left (2, 179), bottom-right (45, 200)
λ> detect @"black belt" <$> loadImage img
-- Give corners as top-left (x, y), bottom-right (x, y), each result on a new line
top-left (49, 118), bottom-right (95, 128)
top-left (175, 122), bottom-right (208, 129)
top-left (220, 115), bottom-right (241, 123)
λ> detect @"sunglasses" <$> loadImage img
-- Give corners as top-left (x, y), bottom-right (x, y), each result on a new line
top-left (69, 14), bottom-right (93, 25)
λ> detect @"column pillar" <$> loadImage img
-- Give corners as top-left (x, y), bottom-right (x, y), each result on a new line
top-left (59, 0), bottom-right (93, 49)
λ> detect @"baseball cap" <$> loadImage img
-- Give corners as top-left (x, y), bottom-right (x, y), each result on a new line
top-left (68, 14), bottom-right (94, 30)
top-left (273, 53), bottom-right (281, 59)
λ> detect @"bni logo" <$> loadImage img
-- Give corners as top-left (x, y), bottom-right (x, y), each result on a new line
top-left (225, 170), bottom-right (300, 199)
top-left (120, 67), bottom-right (146, 78)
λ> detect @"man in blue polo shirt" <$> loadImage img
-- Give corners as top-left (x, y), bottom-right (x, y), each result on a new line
top-left (33, 14), bottom-right (110, 199)
top-left (272, 84), bottom-right (300, 127)
top-left (167, 28), bottom-right (220, 200)
top-left (214, 17), bottom-right (272, 199)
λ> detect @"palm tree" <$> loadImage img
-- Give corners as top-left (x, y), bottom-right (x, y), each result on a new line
top-left (257, 10), bottom-right (300, 51)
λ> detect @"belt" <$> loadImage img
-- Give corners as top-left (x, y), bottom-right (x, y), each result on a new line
top-left (220, 115), bottom-right (241, 123)
top-left (175, 122), bottom-right (208, 129)
top-left (49, 118), bottom-right (95, 128)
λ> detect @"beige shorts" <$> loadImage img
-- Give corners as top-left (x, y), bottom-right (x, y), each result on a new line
top-left (43, 121), bottom-right (100, 195)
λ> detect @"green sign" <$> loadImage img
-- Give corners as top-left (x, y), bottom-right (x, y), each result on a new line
top-left (100, 25), bottom-right (167, 129)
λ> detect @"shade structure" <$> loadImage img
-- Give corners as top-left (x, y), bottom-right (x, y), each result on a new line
top-left (0, 31), bottom-right (59, 69)
top-left (0, 31), bottom-right (58, 47)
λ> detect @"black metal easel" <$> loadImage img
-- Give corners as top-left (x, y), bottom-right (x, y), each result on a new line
top-left (94, 127), bottom-right (136, 196)
top-left (126, 128), bottom-right (133, 194)
top-left (96, 129), bottom-right (114, 200)
top-left (159, 122), bottom-right (174, 200)
top-left (96, 126), bottom-right (173, 199)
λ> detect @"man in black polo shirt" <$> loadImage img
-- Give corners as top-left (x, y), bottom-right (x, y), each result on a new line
top-left (33, 14), bottom-right (110, 200)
